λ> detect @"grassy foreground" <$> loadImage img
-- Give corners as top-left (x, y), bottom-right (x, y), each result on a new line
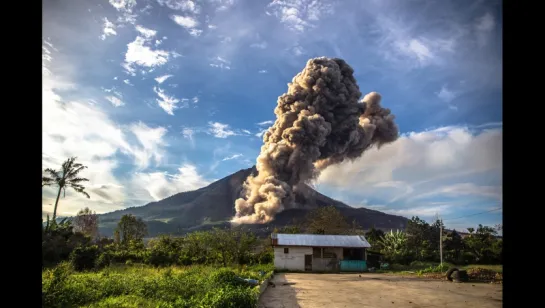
top-left (42, 263), bottom-right (274, 308)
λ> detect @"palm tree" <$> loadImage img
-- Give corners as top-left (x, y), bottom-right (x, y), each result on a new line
top-left (42, 157), bottom-right (90, 222)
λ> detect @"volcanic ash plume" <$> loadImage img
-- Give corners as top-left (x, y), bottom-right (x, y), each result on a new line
top-left (233, 57), bottom-right (399, 224)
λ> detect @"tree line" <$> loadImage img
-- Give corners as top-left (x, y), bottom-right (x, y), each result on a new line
top-left (277, 206), bottom-right (502, 265)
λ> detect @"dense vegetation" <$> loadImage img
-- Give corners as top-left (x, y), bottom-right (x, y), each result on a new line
top-left (279, 206), bottom-right (503, 266)
top-left (43, 263), bottom-right (273, 307)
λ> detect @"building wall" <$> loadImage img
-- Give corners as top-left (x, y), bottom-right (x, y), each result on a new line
top-left (312, 247), bottom-right (343, 271)
top-left (274, 246), bottom-right (312, 271)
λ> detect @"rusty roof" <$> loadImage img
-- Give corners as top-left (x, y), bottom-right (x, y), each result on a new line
top-left (274, 233), bottom-right (371, 248)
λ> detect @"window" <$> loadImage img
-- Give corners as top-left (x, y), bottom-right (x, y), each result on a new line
top-left (284, 248), bottom-right (289, 254)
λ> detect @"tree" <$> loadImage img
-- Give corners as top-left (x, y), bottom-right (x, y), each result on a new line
top-left (42, 157), bottom-right (90, 222)
top-left (115, 214), bottom-right (148, 245)
top-left (443, 230), bottom-right (464, 263)
top-left (378, 230), bottom-right (409, 264)
top-left (365, 227), bottom-right (385, 251)
top-left (304, 206), bottom-right (350, 235)
top-left (73, 207), bottom-right (99, 240)
top-left (406, 216), bottom-right (432, 261)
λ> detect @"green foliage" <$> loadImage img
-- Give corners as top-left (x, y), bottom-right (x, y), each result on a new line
top-left (70, 245), bottom-right (100, 271)
top-left (199, 285), bottom-right (258, 308)
top-left (43, 156), bottom-right (91, 221)
top-left (42, 218), bottom-right (91, 267)
top-left (115, 214), bottom-right (148, 246)
top-left (379, 230), bottom-right (411, 264)
top-left (305, 206), bottom-right (351, 235)
top-left (42, 264), bottom-right (263, 308)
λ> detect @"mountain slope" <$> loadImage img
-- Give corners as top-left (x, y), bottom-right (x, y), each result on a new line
top-left (98, 166), bottom-right (408, 236)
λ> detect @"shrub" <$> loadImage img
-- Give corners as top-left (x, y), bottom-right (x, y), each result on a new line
top-left (199, 286), bottom-right (258, 308)
top-left (208, 269), bottom-right (245, 288)
top-left (95, 252), bottom-right (112, 269)
top-left (70, 245), bottom-right (100, 271)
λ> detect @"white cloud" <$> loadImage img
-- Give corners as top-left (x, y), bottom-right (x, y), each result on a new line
top-left (436, 85), bottom-right (457, 103)
top-left (410, 183), bottom-right (502, 202)
top-left (192, 96), bottom-right (199, 104)
top-left (129, 122), bottom-right (168, 169)
top-left (267, 0), bottom-right (334, 32)
top-left (153, 87), bottom-right (183, 115)
top-left (100, 18), bottom-right (117, 40)
top-left (123, 79), bottom-right (133, 86)
top-left (222, 154), bottom-right (243, 161)
top-left (255, 128), bottom-right (268, 138)
top-left (188, 29), bottom-right (203, 37)
top-left (124, 36), bottom-right (170, 74)
top-left (397, 39), bottom-right (433, 63)
top-left (171, 15), bottom-right (202, 36)
top-left (257, 120), bottom-right (274, 126)
top-left (208, 122), bottom-right (237, 138)
top-left (109, 0), bottom-right (136, 11)
top-left (109, 0), bottom-right (138, 25)
top-left (291, 45), bottom-right (305, 56)
top-left (105, 96), bottom-right (125, 107)
top-left (241, 129), bottom-right (251, 135)
top-left (210, 0), bottom-right (236, 11)
top-left (130, 164), bottom-right (210, 201)
top-left (156, 0), bottom-right (200, 13)
top-left (210, 56), bottom-right (231, 70)
top-left (135, 25), bottom-right (157, 38)
top-left (317, 124), bottom-right (502, 222)
top-left (258, 70), bottom-right (268, 74)
top-left (155, 74), bottom-right (173, 84)
top-left (182, 128), bottom-right (194, 139)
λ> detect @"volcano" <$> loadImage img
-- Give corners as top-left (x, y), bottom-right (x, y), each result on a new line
top-left (97, 166), bottom-right (408, 237)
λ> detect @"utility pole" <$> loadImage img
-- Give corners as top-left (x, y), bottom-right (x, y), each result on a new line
top-left (439, 219), bottom-right (443, 269)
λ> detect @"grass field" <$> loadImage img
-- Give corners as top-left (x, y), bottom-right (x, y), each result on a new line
top-left (42, 263), bottom-right (274, 308)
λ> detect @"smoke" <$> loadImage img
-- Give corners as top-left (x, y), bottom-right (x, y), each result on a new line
top-left (233, 57), bottom-right (399, 224)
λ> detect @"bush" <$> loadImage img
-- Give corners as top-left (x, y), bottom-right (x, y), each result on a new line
top-left (199, 286), bottom-right (258, 308)
top-left (95, 252), bottom-right (112, 269)
top-left (208, 269), bottom-right (245, 288)
top-left (70, 245), bottom-right (100, 271)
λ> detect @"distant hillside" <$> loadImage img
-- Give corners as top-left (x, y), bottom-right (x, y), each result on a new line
top-left (98, 166), bottom-right (408, 237)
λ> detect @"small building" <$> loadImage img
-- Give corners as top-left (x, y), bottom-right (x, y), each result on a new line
top-left (271, 233), bottom-right (371, 272)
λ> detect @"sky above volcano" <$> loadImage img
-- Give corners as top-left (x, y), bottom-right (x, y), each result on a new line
top-left (42, 0), bottom-right (502, 232)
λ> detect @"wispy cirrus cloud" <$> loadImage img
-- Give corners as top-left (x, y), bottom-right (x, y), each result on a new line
top-left (100, 17), bottom-right (117, 40)
top-left (105, 95), bottom-right (125, 107)
top-left (153, 86), bottom-right (184, 115)
top-left (208, 122), bottom-right (237, 138)
top-left (171, 15), bottom-right (202, 37)
top-left (222, 153), bottom-right (243, 161)
top-left (266, 0), bottom-right (335, 32)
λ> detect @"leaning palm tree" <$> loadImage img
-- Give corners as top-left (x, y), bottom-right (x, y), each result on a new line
top-left (42, 157), bottom-right (90, 222)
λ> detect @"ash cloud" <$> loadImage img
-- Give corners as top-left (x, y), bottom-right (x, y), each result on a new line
top-left (233, 57), bottom-right (399, 224)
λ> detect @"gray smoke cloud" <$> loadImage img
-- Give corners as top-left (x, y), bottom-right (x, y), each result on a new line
top-left (233, 57), bottom-right (399, 224)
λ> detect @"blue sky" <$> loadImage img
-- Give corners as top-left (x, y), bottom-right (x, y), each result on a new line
top-left (42, 0), bottom-right (502, 232)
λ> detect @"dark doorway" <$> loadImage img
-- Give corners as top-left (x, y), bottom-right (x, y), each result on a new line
top-left (304, 255), bottom-right (312, 271)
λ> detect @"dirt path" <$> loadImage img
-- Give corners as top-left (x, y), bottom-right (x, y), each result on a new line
top-left (258, 273), bottom-right (502, 308)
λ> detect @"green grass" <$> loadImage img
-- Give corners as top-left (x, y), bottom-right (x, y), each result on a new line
top-left (42, 263), bottom-right (274, 308)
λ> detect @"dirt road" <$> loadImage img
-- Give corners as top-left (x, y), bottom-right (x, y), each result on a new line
top-left (258, 273), bottom-right (502, 308)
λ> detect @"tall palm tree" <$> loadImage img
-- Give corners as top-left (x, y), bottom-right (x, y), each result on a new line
top-left (42, 157), bottom-right (90, 222)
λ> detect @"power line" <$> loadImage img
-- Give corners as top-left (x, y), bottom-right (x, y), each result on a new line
top-left (442, 207), bottom-right (502, 222)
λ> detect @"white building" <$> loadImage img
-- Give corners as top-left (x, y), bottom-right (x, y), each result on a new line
top-left (271, 233), bottom-right (372, 272)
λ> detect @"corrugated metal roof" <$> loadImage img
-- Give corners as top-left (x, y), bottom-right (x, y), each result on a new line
top-left (275, 233), bottom-right (371, 248)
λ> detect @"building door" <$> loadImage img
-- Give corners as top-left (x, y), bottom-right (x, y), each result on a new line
top-left (304, 254), bottom-right (312, 271)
